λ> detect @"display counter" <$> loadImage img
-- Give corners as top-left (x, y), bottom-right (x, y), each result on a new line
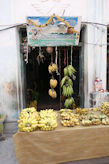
top-left (13, 124), bottom-right (109, 164)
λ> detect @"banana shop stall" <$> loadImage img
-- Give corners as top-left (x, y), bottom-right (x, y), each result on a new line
top-left (13, 16), bottom-right (109, 164)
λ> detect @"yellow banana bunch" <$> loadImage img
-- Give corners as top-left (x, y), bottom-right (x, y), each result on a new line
top-left (38, 119), bottom-right (57, 131)
top-left (48, 63), bottom-right (57, 74)
top-left (40, 109), bottom-right (57, 119)
top-left (76, 108), bottom-right (89, 115)
top-left (18, 107), bottom-right (40, 132)
top-left (50, 79), bottom-right (57, 88)
top-left (38, 109), bottom-right (58, 131)
top-left (101, 102), bottom-right (109, 116)
top-left (48, 89), bottom-right (57, 98)
top-left (60, 110), bottom-right (79, 127)
top-left (18, 117), bottom-right (38, 132)
top-left (60, 109), bottom-right (73, 113)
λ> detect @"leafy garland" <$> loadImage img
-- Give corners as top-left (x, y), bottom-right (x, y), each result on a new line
top-left (27, 15), bottom-right (80, 35)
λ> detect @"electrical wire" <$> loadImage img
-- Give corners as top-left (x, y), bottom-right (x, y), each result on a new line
top-left (0, 21), bottom-right (107, 31)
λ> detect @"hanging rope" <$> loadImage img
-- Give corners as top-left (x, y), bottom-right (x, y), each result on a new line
top-left (55, 47), bottom-right (60, 75)
top-left (70, 46), bottom-right (73, 65)
top-left (67, 47), bottom-right (69, 66)
top-left (55, 47), bottom-right (58, 65)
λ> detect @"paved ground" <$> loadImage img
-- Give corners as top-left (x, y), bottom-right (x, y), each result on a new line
top-left (0, 137), bottom-right (18, 164)
top-left (0, 136), bottom-right (109, 164)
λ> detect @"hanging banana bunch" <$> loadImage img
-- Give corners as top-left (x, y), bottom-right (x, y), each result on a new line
top-left (48, 52), bottom-right (58, 99)
top-left (61, 65), bottom-right (76, 108)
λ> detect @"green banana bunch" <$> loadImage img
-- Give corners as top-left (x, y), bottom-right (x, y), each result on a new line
top-left (62, 85), bottom-right (73, 97)
top-left (64, 97), bottom-right (74, 108)
top-left (61, 76), bottom-right (68, 87)
top-left (67, 78), bottom-right (73, 86)
top-left (64, 67), bottom-right (68, 76)
top-left (67, 65), bottom-right (76, 77)
top-left (64, 65), bottom-right (76, 77)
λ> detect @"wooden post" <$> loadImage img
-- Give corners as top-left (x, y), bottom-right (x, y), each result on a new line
top-left (59, 48), bottom-right (61, 109)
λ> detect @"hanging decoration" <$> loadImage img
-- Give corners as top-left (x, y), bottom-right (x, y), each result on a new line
top-left (21, 37), bottom-right (31, 63)
top-left (46, 46), bottom-right (53, 54)
top-left (36, 47), bottom-right (45, 65)
top-left (27, 15), bottom-right (81, 47)
top-left (64, 48), bottom-right (67, 66)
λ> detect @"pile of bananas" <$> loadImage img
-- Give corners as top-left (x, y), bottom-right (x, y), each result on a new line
top-left (98, 114), bottom-right (109, 125)
top-left (18, 107), bottom-right (40, 132)
top-left (48, 89), bottom-right (57, 98)
top-left (50, 79), bottom-right (58, 88)
top-left (48, 63), bottom-right (57, 74)
top-left (101, 102), bottom-right (109, 116)
top-left (61, 65), bottom-right (76, 108)
top-left (60, 109), bottom-right (79, 127)
top-left (76, 107), bottom-right (89, 115)
top-left (38, 109), bottom-right (58, 131)
top-left (81, 113), bottom-right (101, 126)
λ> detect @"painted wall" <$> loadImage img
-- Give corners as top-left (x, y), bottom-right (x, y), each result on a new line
top-left (13, 0), bottom-right (88, 23)
top-left (0, 0), bottom-right (23, 121)
top-left (0, 0), bottom-right (108, 120)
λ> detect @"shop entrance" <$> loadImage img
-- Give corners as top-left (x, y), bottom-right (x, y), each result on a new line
top-left (19, 28), bottom-right (83, 110)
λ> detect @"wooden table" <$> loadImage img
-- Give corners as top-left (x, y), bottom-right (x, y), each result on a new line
top-left (13, 124), bottom-right (109, 164)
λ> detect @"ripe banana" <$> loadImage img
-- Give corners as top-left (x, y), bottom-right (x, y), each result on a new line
top-left (48, 89), bottom-right (57, 98)
top-left (48, 63), bottom-right (57, 74)
top-left (50, 79), bottom-right (57, 88)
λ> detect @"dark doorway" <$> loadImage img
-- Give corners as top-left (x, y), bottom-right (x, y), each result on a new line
top-left (19, 28), bottom-right (82, 110)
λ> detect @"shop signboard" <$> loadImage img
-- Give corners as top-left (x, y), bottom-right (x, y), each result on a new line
top-left (27, 16), bottom-right (81, 47)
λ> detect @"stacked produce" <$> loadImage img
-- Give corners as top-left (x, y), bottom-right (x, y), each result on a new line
top-left (18, 107), bottom-right (39, 132)
top-left (101, 102), bottom-right (109, 116)
top-left (81, 113), bottom-right (101, 126)
top-left (38, 109), bottom-right (58, 130)
top-left (48, 63), bottom-right (58, 99)
top-left (60, 109), bottom-right (79, 127)
top-left (61, 65), bottom-right (76, 108)
top-left (76, 107), bottom-right (88, 115)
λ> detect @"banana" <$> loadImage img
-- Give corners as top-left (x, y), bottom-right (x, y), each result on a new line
top-left (67, 78), bottom-right (73, 86)
top-left (68, 65), bottom-right (76, 74)
top-left (48, 89), bottom-right (57, 98)
top-left (61, 76), bottom-right (68, 87)
top-left (50, 79), bottom-right (57, 88)
top-left (64, 67), bottom-right (68, 76)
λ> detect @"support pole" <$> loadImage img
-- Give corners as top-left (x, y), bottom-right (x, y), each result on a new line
top-left (59, 48), bottom-right (61, 109)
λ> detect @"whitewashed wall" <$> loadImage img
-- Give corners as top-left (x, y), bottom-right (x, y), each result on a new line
top-left (0, 0), bottom-right (23, 121)
top-left (0, 0), bottom-right (108, 120)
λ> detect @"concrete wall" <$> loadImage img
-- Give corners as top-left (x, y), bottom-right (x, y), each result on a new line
top-left (0, 0), bottom-right (23, 121)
